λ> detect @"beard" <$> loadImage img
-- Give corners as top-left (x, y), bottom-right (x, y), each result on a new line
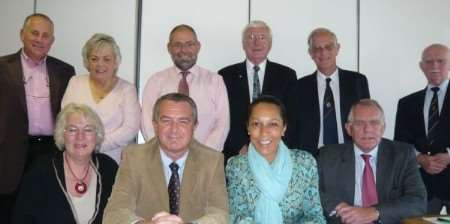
top-left (172, 54), bottom-right (197, 71)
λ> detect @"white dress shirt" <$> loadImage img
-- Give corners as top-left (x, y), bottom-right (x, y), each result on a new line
top-left (353, 145), bottom-right (378, 206)
top-left (317, 69), bottom-right (344, 148)
top-left (159, 149), bottom-right (188, 185)
top-left (246, 59), bottom-right (267, 102)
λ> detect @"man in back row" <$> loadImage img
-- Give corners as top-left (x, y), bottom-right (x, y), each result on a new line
top-left (296, 28), bottom-right (370, 156)
top-left (219, 20), bottom-right (297, 163)
top-left (0, 13), bottom-right (74, 223)
top-left (141, 24), bottom-right (229, 151)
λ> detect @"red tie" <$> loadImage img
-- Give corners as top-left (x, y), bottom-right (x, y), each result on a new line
top-left (361, 154), bottom-right (378, 207)
top-left (178, 71), bottom-right (189, 95)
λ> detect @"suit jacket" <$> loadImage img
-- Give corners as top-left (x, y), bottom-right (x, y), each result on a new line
top-left (295, 68), bottom-right (370, 155)
top-left (226, 149), bottom-right (326, 224)
top-left (12, 152), bottom-right (118, 224)
top-left (318, 139), bottom-right (427, 224)
top-left (0, 50), bottom-right (74, 193)
top-left (218, 60), bottom-right (297, 162)
top-left (394, 87), bottom-right (450, 200)
top-left (103, 138), bottom-right (228, 224)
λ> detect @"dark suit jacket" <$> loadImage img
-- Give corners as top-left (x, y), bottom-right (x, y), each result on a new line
top-left (318, 139), bottom-right (427, 224)
top-left (103, 138), bottom-right (228, 224)
top-left (218, 60), bottom-right (297, 162)
top-left (394, 87), bottom-right (450, 200)
top-left (12, 152), bottom-right (118, 224)
top-left (0, 50), bottom-right (74, 193)
top-left (295, 68), bottom-right (370, 155)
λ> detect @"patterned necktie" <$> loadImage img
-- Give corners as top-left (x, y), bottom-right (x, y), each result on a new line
top-left (168, 162), bottom-right (180, 215)
top-left (323, 78), bottom-right (338, 144)
top-left (252, 65), bottom-right (261, 101)
top-left (178, 71), bottom-right (189, 95)
top-left (428, 87), bottom-right (440, 145)
top-left (361, 154), bottom-right (378, 207)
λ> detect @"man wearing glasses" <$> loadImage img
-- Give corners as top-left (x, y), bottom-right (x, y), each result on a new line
top-left (295, 27), bottom-right (370, 156)
top-left (141, 24), bottom-right (229, 152)
top-left (218, 20), bottom-right (298, 164)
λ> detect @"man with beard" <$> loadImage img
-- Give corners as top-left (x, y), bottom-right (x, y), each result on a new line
top-left (141, 24), bottom-right (229, 152)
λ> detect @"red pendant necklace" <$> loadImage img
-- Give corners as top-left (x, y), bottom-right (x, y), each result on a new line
top-left (64, 153), bottom-right (90, 194)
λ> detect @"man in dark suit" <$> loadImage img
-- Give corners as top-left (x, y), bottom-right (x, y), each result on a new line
top-left (0, 13), bottom-right (74, 222)
top-left (218, 20), bottom-right (297, 163)
top-left (296, 28), bottom-right (370, 156)
top-left (319, 99), bottom-right (427, 224)
top-left (394, 43), bottom-right (450, 214)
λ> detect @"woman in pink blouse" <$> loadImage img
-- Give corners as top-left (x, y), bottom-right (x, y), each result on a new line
top-left (62, 33), bottom-right (141, 163)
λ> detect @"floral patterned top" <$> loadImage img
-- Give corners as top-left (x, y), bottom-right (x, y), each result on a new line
top-left (226, 149), bottom-right (326, 224)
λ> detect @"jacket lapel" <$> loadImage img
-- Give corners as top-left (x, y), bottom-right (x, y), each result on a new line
top-left (262, 60), bottom-right (274, 94)
top-left (311, 73), bottom-right (321, 140)
top-left (340, 144), bottom-right (356, 203)
top-left (179, 141), bottom-right (200, 212)
top-left (147, 141), bottom-right (170, 211)
top-left (375, 139), bottom-right (391, 202)
top-left (237, 61), bottom-right (251, 104)
top-left (46, 58), bottom-right (62, 118)
top-left (8, 51), bottom-right (28, 114)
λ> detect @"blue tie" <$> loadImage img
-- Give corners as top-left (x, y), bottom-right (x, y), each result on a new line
top-left (323, 78), bottom-right (338, 145)
top-left (168, 162), bottom-right (180, 215)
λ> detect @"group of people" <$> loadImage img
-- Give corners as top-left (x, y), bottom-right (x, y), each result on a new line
top-left (0, 12), bottom-right (449, 224)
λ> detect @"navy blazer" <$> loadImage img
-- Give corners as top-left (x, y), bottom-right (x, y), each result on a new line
top-left (394, 86), bottom-right (450, 200)
top-left (295, 68), bottom-right (370, 155)
top-left (318, 139), bottom-right (427, 224)
top-left (0, 51), bottom-right (74, 193)
top-left (218, 60), bottom-right (297, 163)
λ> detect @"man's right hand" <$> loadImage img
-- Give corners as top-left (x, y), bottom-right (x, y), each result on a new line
top-left (138, 211), bottom-right (184, 224)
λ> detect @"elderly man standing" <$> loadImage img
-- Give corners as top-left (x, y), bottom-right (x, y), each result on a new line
top-left (395, 43), bottom-right (450, 214)
top-left (104, 93), bottom-right (228, 224)
top-left (218, 20), bottom-right (297, 163)
top-left (319, 99), bottom-right (427, 224)
top-left (296, 28), bottom-right (370, 156)
top-left (0, 13), bottom-right (74, 222)
top-left (141, 24), bottom-right (229, 152)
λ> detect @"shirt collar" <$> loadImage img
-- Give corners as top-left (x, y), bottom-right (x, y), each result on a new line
top-left (353, 143), bottom-right (379, 161)
top-left (174, 65), bottom-right (198, 77)
top-left (246, 59), bottom-right (267, 73)
top-left (427, 79), bottom-right (449, 94)
top-left (317, 68), bottom-right (339, 82)
top-left (21, 48), bottom-right (47, 67)
top-left (159, 147), bottom-right (189, 168)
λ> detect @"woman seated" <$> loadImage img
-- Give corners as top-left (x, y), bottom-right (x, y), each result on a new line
top-left (62, 33), bottom-right (140, 164)
top-left (12, 103), bottom-right (118, 224)
top-left (226, 95), bottom-right (326, 224)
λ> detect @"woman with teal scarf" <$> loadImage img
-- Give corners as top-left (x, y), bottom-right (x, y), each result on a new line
top-left (226, 95), bottom-right (326, 224)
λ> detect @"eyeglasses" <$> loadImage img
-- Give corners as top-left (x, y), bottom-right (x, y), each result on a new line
top-left (310, 44), bottom-right (337, 53)
top-left (351, 120), bottom-right (383, 128)
top-left (170, 41), bottom-right (198, 50)
top-left (64, 125), bottom-right (96, 136)
top-left (245, 33), bottom-right (271, 42)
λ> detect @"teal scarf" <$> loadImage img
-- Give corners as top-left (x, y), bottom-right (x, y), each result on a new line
top-left (248, 141), bottom-right (293, 224)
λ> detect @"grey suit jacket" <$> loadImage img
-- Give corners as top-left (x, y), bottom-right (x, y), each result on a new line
top-left (318, 139), bottom-right (427, 224)
top-left (103, 138), bottom-right (228, 224)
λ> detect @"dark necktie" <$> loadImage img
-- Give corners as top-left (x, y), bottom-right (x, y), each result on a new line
top-left (323, 78), bottom-right (338, 144)
top-left (178, 71), bottom-right (189, 95)
top-left (361, 154), bottom-right (378, 207)
top-left (428, 87), bottom-right (440, 146)
top-left (168, 162), bottom-right (180, 215)
top-left (252, 65), bottom-right (261, 101)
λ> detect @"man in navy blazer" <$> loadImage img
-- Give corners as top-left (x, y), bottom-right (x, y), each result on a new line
top-left (218, 20), bottom-right (297, 163)
top-left (0, 13), bottom-right (74, 222)
top-left (394, 43), bottom-right (450, 214)
top-left (295, 28), bottom-right (370, 155)
top-left (319, 99), bottom-right (426, 224)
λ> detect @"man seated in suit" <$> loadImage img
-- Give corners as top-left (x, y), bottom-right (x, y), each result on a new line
top-left (395, 43), bottom-right (450, 214)
top-left (319, 99), bottom-right (427, 224)
top-left (218, 20), bottom-right (297, 163)
top-left (296, 27), bottom-right (370, 156)
top-left (103, 93), bottom-right (228, 224)
top-left (0, 13), bottom-right (74, 223)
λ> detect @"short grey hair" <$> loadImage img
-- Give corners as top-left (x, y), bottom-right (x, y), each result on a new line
top-left (23, 13), bottom-right (54, 29)
top-left (242, 20), bottom-right (272, 42)
top-left (82, 33), bottom-right (122, 71)
top-left (152, 93), bottom-right (198, 125)
top-left (347, 99), bottom-right (385, 125)
top-left (307, 27), bottom-right (339, 51)
top-left (54, 103), bottom-right (105, 151)
top-left (169, 24), bottom-right (198, 43)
